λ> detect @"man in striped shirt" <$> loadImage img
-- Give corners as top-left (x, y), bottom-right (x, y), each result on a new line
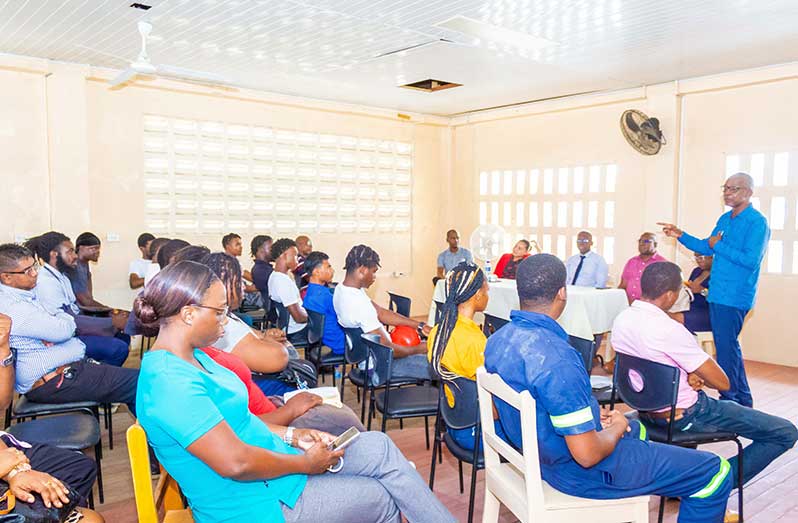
top-left (0, 244), bottom-right (138, 415)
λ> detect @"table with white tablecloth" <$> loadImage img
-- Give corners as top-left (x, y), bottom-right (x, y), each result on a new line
top-left (427, 279), bottom-right (629, 341)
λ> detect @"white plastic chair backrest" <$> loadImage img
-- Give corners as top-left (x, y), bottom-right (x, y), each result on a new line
top-left (476, 366), bottom-right (546, 517)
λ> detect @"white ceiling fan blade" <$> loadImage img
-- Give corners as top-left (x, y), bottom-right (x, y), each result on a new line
top-left (155, 64), bottom-right (231, 86)
top-left (108, 68), bottom-right (139, 87)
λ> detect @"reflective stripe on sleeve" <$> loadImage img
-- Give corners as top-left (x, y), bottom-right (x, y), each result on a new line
top-left (549, 406), bottom-right (593, 428)
top-left (690, 458), bottom-right (731, 499)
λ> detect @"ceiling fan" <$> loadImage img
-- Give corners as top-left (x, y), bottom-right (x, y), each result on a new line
top-left (90, 21), bottom-right (233, 89)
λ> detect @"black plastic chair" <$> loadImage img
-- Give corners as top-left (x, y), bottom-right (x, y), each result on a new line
top-left (305, 310), bottom-right (345, 385)
top-left (272, 301), bottom-right (308, 349)
top-left (434, 301), bottom-right (444, 324)
top-left (361, 335), bottom-right (437, 449)
top-left (7, 414), bottom-right (104, 506)
top-left (568, 335), bottom-right (620, 407)
top-left (611, 352), bottom-right (744, 523)
top-left (429, 375), bottom-right (482, 523)
top-left (482, 314), bottom-right (508, 337)
top-left (387, 292), bottom-right (412, 318)
top-left (341, 327), bottom-right (370, 418)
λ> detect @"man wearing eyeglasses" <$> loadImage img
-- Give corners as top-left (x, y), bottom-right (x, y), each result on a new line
top-left (659, 172), bottom-right (770, 408)
top-left (565, 231), bottom-right (609, 288)
top-left (0, 243), bottom-right (139, 417)
top-left (619, 232), bottom-right (667, 304)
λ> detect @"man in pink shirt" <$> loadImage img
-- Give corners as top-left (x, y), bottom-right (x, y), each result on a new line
top-left (619, 232), bottom-right (667, 304)
top-left (612, 261), bottom-right (797, 495)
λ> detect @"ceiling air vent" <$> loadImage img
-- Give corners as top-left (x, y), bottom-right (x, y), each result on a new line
top-left (130, 3), bottom-right (152, 10)
top-left (400, 79), bottom-right (462, 93)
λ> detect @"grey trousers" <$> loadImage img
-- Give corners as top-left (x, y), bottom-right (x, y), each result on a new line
top-left (287, 403), bottom-right (366, 436)
top-left (281, 432), bottom-right (456, 523)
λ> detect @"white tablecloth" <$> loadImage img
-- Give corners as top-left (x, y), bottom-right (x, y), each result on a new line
top-left (427, 279), bottom-right (629, 340)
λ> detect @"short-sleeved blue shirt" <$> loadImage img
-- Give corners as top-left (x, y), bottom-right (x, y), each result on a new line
top-left (67, 261), bottom-right (91, 296)
top-left (484, 310), bottom-right (647, 496)
top-left (137, 349), bottom-right (306, 523)
top-left (302, 283), bottom-right (345, 354)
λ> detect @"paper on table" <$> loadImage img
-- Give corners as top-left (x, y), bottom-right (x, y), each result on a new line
top-left (284, 386), bottom-right (343, 408)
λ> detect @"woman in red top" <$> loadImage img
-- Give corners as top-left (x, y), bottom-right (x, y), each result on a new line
top-left (493, 239), bottom-right (538, 279)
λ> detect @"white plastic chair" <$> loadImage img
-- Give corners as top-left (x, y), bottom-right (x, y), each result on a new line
top-left (475, 367), bottom-right (649, 523)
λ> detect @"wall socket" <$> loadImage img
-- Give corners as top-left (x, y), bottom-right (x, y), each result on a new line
top-left (106, 233), bottom-right (120, 242)
top-left (392, 271), bottom-right (405, 277)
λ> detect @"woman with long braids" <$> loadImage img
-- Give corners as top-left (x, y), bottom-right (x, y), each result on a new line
top-left (427, 261), bottom-right (505, 451)
top-left (134, 260), bottom-right (455, 523)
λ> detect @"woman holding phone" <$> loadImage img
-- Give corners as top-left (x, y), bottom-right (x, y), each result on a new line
top-left (133, 260), bottom-right (455, 523)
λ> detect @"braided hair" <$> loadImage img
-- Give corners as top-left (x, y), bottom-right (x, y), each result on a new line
top-left (23, 231), bottom-right (70, 263)
top-left (429, 262), bottom-right (485, 381)
top-left (343, 244), bottom-right (380, 273)
top-left (202, 252), bottom-right (242, 308)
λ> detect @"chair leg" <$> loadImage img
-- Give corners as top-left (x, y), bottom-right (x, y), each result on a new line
top-left (482, 489), bottom-right (501, 523)
top-left (107, 404), bottom-right (113, 450)
top-left (736, 439), bottom-right (744, 522)
top-left (429, 424), bottom-right (440, 490)
top-left (424, 416), bottom-right (430, 450)
top-left (94, 442), bottom-right (104, 504)
top-left (467, 462), bottom-right (479, 523)
top-left (657, 495), bottom-right (666, 523)
top-left (87, 490), bottom-right (94, 510)
top-left (457, 460), bottom-right (465, 493)
top-left (366, 389), bottom-right (374, 431)
top-left (360, 386), bottom-right (368, 424)
top-left (380, 409), bottom-right (388, 433)
top-left (339, 368), bottom-right (347, 404)
top-left (399, 418), bottom-right (403, 430)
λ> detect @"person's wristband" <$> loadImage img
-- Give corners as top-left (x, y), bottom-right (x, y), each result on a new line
top-left (416, 322), bottom-right (426, 336)
top-left (6, 463), bottom-right (31, 480)
top-left (283, 426), bottom-right (295, 447)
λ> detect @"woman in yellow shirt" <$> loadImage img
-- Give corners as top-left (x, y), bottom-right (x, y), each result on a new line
top-left (427, 262), bottom-right (505, 450)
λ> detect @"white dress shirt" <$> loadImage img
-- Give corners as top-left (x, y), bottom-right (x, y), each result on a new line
top-left (565, 250), bottom-right (609, 288)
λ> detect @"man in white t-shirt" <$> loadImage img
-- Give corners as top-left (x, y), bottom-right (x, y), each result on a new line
top-left (333, 244), bottom-right (432, 382)
top-left (129, 233), bottom-right (154, 290)
top-left (268, 238), bottom-right (308, 345)
top-left (612, 261), bottom-right (797, 496)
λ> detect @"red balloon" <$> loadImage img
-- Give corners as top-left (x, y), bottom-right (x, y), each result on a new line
top-left (391, 325), bottom-right (420, 346)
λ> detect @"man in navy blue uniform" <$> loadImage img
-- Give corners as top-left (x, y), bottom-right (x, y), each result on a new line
top-left (485, 254), bottom-right (733, 522)
top-left (659, 172), bottom-right (770, 407)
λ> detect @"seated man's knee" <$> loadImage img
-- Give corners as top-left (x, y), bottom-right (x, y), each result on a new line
top-left (776, 418), bottom-right (798, 449)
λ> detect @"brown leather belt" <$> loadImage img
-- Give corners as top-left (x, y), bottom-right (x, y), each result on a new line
top-left (30, 364), bottom-right (74, 390)
top-left (641, 408), bottom-right (686, 421)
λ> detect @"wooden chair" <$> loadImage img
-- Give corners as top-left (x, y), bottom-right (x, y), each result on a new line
top-left (127, 423), bottom-right (193, 523)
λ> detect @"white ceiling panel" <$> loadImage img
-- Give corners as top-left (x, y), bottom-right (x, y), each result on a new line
top-left (2, 0), bottom-right (798, 115)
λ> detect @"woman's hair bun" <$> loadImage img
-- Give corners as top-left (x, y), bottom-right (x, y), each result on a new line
top-left (133, 295), bottom-right (160, 335)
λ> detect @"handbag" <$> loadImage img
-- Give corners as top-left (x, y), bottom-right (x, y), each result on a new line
top-left (256, 359), bottom-right (318, 390)
top-left (0, 484), bottom-right (82, 523)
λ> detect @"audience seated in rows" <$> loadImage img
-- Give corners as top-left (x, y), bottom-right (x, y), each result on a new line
top-left (334, 245), bottom-right (431, 382)
top-left (268, 239), bottom-right (309, 345)
top-left (128, 232), bottom-right (154, 291)
top-left (434, 229), bottom-right (473, 285)
top-left (485, 254), bottom-right (735, 522)
top-left (611, 261), bottom-right (797, 490)
top-left (134, 260), bottom-right (456, 523)
top-left (142, 237), bottom-right (170, 287)
top-left (301, 252), bottom-right (345, 355)
top-left (0, 244), bottom-right (139, 417)
top-left (293, 235), bottom-right (313, 295)
top-left (427, 262), bottom-right (506, 450)
top-left (565, 231), bottom-right (609, 288)
top-left (619, 232), bottom-right (667, 304)
top-left (493, 239), bottom-right (534, 279)
top-left (22, 233), bottom-right (130, 367)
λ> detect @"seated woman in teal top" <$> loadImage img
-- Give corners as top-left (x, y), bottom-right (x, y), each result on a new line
top-left (133, 261), bottom-right (455, 523)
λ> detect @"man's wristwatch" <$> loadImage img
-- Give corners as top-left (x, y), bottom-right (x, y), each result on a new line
top-left (416, 322), bottom-right (426, 337)
top-left (0, 352), bottom-right (13, 368)
top-left (283, 426), bottom-right (295, 447)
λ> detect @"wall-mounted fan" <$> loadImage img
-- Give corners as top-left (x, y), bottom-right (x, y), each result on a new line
top-left (81, 21), bottom-right (233, 89)
top-left (620, 109), bottom-right (666, 155)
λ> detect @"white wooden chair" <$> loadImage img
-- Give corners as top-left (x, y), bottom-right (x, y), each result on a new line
top-left (475, 367), bottom-right (649, 523)
top-left (695, 331), bottom-right (716, 358)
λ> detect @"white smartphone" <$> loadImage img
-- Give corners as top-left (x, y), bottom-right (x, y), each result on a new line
top-left (329, 427), bottom-right (360, 451)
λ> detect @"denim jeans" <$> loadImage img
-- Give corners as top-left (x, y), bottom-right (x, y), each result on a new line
top-left (642, 390), bottom-right (798, 488)
top-left (282, 431), bottom-right (456, 523)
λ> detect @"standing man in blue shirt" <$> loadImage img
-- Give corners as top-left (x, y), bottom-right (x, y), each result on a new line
top-left (302, 251), bottom-right (345, 355)
top-left (485, 254), bottom-right (733, 523)
top-left (659, 172), bottom-right (769, 407)
top-left (565, 231), bottom-right (609, 288)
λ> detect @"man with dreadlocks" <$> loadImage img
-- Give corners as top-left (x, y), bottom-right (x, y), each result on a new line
top-left (334, 245), bottom-right (432, 382)
top-left (427, 262), bottom-right (506, 451)
top-left (485, 254), bottom-right (733, 523)
top-left (24, 232), bottom-right (130, 366)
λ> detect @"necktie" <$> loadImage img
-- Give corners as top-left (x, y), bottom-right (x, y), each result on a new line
top-left (571, 255), bottom-right (586, 285)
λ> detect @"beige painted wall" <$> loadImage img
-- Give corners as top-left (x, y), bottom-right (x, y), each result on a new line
top-left (2, 54), bottom-right (796, 366)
